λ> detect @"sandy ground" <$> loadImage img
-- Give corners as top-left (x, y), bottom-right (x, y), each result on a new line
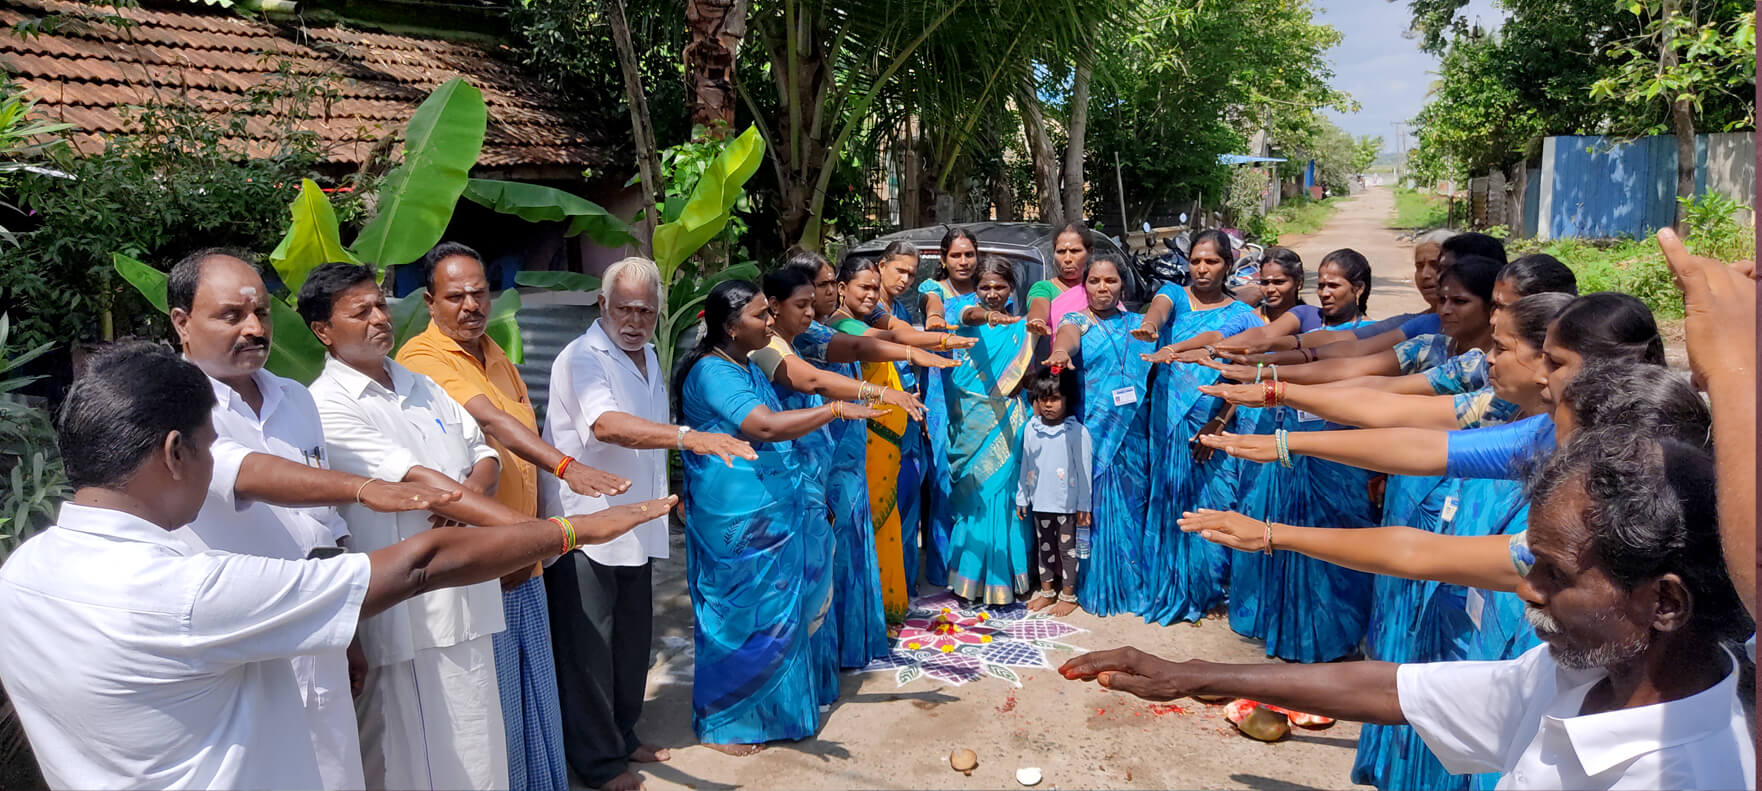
top-left (1277, 186), bottom-right (1434, 320)
top-left (605, 191), bottom-right (1434, 791)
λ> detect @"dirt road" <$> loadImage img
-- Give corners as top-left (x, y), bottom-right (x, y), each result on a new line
top-left (1279, 186), bottom-right (1432, 320)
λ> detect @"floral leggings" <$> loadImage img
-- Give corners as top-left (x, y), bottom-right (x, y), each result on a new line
top-left (1031, 511), bottom-right (1078, 590)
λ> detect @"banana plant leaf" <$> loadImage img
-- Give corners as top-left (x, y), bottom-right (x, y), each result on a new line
top-left (267, 298), bottom-right (326, 385)
top-left (462, 179), bottom-right (637, 249)
top-left (514, 271), bottom-right (601, 292)
top-left (113, 253), bottom-right (169, 314)
top-left (268, 178), bottom-right (358, 297)
top-left (350, 78), bottom-right (487, 274)
top-left (484, 289), bottom-right (523, 365)
top-left (651, 126), bottom-right (765, 276)
top-left (389, 288), bottom-right (430, 355)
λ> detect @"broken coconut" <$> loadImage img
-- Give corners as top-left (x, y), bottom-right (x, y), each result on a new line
top-left (1192, 694), bottom-right (1232, 703)
top-left (1016, 767), bottom-right (1042, 786)
top-left (950, 748), bottom-right (978, 775)
top-left (1223, 699), bottom-right (1290, 742)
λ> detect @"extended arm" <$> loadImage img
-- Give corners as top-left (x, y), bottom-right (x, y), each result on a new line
top-left (1225, 329), bottom-right (1408, 365)
top-left (864, 313), bottom-right (971, 350)
top-left (363, 496), bottom-right (674, 617)
top-left (737, 401), bottom-right (884, 442)
top-left (1060, 647), bottom-right (1405, 725)
top-left (1042, 322), bottom-right (1084, 369)
top-left (825, 331), bottom-right (960, 367)
top-left (922, 292), bottom-right (949, 331)
top-left (771, 355), bottom-right (925, 420)
top-left (960, 305), bottom-right (1023, 326)
top-left (1203, 349), bottom-right (1402, 385)
top-left (1198, 382), bottom-right (1462, 430)
top-left (587, 411), bottom-right (756, 466)
top-left (1315, 372), bottom-right (1439, 395)
top-left (461, 395), bottom-right (630, 496)
top-left (1178, 509), bottom-right (1520, 591)
top-left (232, 453), bottom-right (460, 514)
top-left (1197, 426), bottom-right (1448, 476)
top-left (1131, 291), bottom-right (1175, 341)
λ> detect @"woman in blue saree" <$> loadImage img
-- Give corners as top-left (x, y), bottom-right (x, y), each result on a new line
top-left (1041, 251), bottom-right (1154, 615)
top-left (943, 255), bottom-right (1035, 605)
top-left (1132, 229), bottom-right (1259, 624)
top-left (675, 280), bottom-right (883, 754)
top-left (760, 263), bottom-right (951, 669)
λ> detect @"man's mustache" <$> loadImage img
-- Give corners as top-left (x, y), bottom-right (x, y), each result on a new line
top-left (232, 337), bottom-right (268, 353)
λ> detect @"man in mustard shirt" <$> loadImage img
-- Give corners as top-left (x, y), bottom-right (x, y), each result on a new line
top-left (396, 243), bottom-right (629, 791)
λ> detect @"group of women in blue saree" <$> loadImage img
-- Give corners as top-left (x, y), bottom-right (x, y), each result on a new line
top-left (665, 222), bottom-right (1669, 791)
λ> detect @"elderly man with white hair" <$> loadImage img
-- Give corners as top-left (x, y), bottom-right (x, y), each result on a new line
top-left (540, 257), bottom-right (755, 791)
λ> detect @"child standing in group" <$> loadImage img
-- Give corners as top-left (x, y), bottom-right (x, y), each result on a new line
top-left (1016, 367), bottom-right (1092, 616)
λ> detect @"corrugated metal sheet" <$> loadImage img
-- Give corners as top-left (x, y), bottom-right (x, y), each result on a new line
top-left (1536, 132), bottom-right (1755, 240)
top-left (512, 302), bottom-right (600, 427)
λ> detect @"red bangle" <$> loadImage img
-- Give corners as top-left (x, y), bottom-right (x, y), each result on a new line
top-left (555, 456), bottom-right (574, 478)
top-left (1263, 381), bottom-right (1277, 408)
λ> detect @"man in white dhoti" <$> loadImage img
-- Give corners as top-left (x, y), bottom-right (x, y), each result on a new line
top-left (166, 249), bottom-right (460, 790)
top-left (301, 261), bottom-right (513, 791)
top-left (0, 343), bottom-right (670, 790)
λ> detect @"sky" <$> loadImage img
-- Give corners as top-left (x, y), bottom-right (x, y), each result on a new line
top-left (1315, 0), bottom-right (1507, 155)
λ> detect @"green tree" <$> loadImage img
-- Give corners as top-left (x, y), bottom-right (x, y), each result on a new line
top-left (1408, 34), bottom-right (1547, 182)
top-left (1352, 135), bottom-right (1383, 175)
top-left (1590, 0), bottom-right (1755, 230)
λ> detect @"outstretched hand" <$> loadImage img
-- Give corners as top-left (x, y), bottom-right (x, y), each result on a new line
top-left (1178, 508), bottom-right (1269, 553)
top-left (683, 431), bottom-right (759, 468)
top-left (1197, 382), bottom-right (1269, 407)
top-left (1059, 646), bottom-right (1192, 702)
top-left (1214, 338), bottom-right (1274, 356)
top-left (879, 388), bottom-right (927, 421)
top-left (1130, 322), bottom-right (1160, 342)
top-left (1657, 227), bottom-right (1756, 390)
top-left (563, 462), bottom-right (632, 498)
top-left (360, 480), bottom-right (463, 514)
top-left (572, 495), bottom-right (678, 544)
top-left (840, 401), bottom-right (890, 421)
top-left (1043, 349), bottom-right (1075, 371)
top-left (1025, 317), bottom-right (1053, 336)
top-left (1197, 357), bottom-right (1261, 383)
top-left (1195, 432), bottom-right (1279, 463)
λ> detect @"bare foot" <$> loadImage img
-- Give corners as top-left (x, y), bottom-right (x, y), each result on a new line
top-left (704, 742), bottom-right (767, 757)
top-left (1049, 598), bottom-right (1079, 617)
top-left (630, 744), bottom-right (671, 763)
top-left (1025, 592), bottom-right (1055, 611)
top-left (598, 770), bottom-right (645, 791)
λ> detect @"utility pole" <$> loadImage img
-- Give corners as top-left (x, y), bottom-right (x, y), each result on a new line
top-left (1390, 121), bottom-right (1406, 185)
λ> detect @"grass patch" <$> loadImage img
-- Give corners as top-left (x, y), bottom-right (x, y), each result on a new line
top-left (1509, 226), bottom-right (1754, 320)
top-left (1265, 197), bottom-right (1340, 239)
top-left (1391, 187), bottom-right (1449, 229)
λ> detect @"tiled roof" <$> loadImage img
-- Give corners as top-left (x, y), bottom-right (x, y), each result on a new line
top-left (0, 0), bottom-right (616, 169)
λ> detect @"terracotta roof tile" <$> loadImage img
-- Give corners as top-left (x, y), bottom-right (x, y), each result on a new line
top-left (0, 0), bottom-right (614, 170)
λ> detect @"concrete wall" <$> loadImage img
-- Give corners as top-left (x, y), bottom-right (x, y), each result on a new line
top-left (1696, 132), bottom-right (1756, 226)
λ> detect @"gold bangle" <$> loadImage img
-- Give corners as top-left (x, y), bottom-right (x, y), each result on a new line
top-left (1263, 520), bottom-right (1275, 556)
top-left (355, 478), bottom-right (375, 505)
top-left (831, 401), bottom-right (842, 419)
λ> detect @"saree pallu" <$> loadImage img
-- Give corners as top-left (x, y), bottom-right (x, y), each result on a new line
top-left (773, 382), bottom-right (843, 708)
top-left (792, 330), bottom-right (892, 670)
top-left (1141, 290), bottom-right (1254, 625)
top-left (834, 317), bottom-right (912, 621)
top-left (944, 310), bottom-right (1034, 605)
top-left (1351, 472), bottom-right (1448, 790)
top-left (1063, 310), bottom-right (1154, 615)
top-left (1228, 322), bottom-right (1376, 662)
top-left (917, 282), bottom-right (959, 588)
top-left (887, 302), bottom-right (933, 593)
top-left (680, 358), bottom-right (820, 745)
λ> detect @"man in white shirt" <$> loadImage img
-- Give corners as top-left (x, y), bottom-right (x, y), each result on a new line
top-left (166, 249), bottom-right (462, 791)
top-left (1062, 427), bottom-right (1755, 791)
top-left (299, 262), bottom-right (516, 791)
top-left (0, 343), bottom-right (670, 790)
top-left (540, 257), bottom-right (754, 791)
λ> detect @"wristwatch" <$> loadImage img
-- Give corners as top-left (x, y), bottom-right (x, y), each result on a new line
top-left (676, 425), bottom-right (692, 450)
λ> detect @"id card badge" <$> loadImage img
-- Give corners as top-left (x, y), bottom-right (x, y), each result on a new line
top-left (1465, 587), bottom-right (1485, 631)
top-left (1112, 386), bottom-right (1138, 407)
top-left (1440, 495), bottom-right (1460, 525)
top-left (1296, 409), bottom-right (1323, 423)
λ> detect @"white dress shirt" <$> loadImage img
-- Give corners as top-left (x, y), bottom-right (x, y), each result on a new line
top-left (172, 367), bottom-right (362, 791)
top-left (0, 503), bottom-right (369, 790)
top-left (309, 354), bottom-right (505, 668)
top-left (1399, 643), bottom-right (1755, 790)
top-left (539, 320), bottom-right (670, 567)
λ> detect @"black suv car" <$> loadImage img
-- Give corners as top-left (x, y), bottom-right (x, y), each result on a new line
top-left (838, 222), bottom-right (1153, 324)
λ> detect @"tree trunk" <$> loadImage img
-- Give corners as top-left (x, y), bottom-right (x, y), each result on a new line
top-left (900, 120), bottom-right (921, 227)
top-left (684, 0), bottom-right (747, 138)
top-left (1660, 0), bottom-right (1694, 233)
top-left (992, 168), bottom-right (1016, 221)
top-left (607, 0), bottom-right (663, 251)
top-left (1060, 59), bottom-right (1093, 223)
top-left (1018, 92), bottom-right (1063, 226)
